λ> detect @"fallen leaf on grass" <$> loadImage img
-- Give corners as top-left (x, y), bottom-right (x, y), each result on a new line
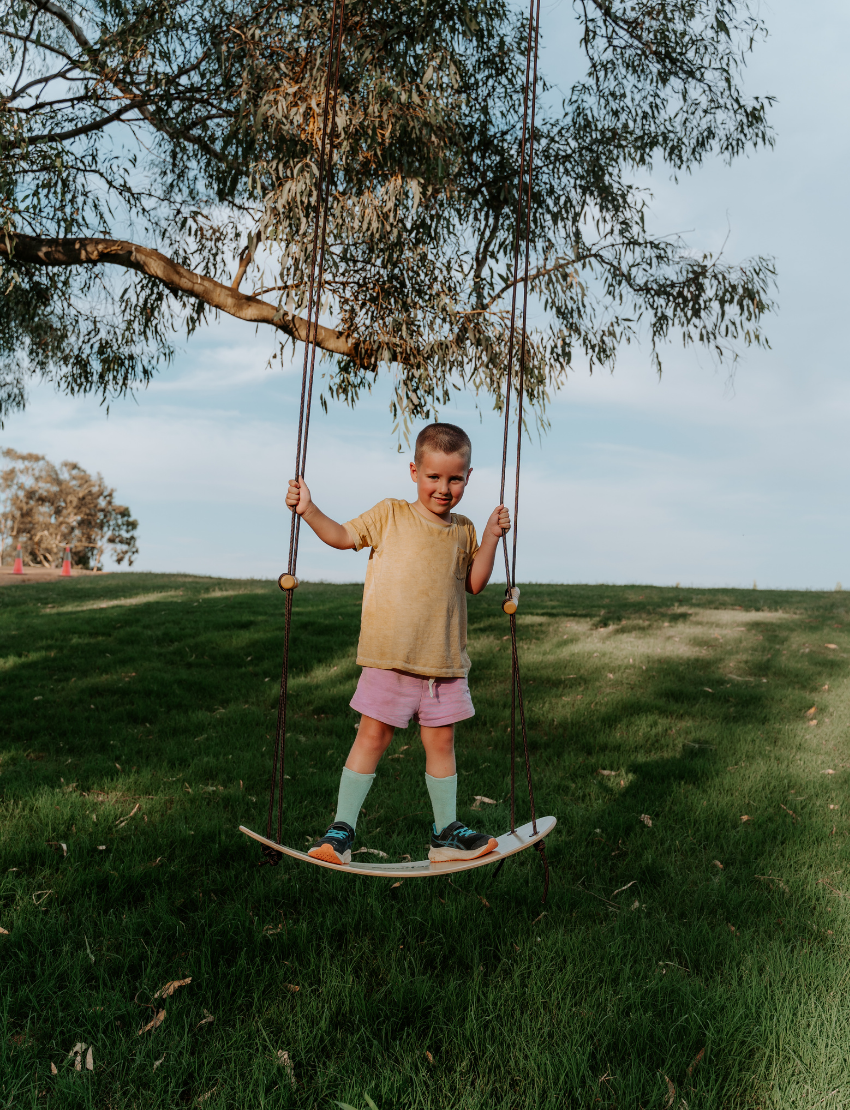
top-left (630, 899), bottom-right (640, 910)
top-left (153, 1055), bottom-right (165, 1071)
top-left (97, 845), bottom-right (106, 850)
top-left (779, 803), bottom-right (798, 822)
top-left (639, 814), bottom-right (652, 827)
top-left (741, 815), bottom-right (752, 822)
top-left (809, 720), bottom-right (818, 727)
top-left (0, 926), bottom-right (9, 935)
top-left (703, 687), bottom-right (714, 692)
top-left (806, 706), bottom-right (817, 717)
top-left (687, 1047), bottom-right (705, 1075)
top-left (116, 803), bottom-right (140, 828)
top-left (47, 841), bottom-right (67, 857)
top-left (426, 1050), bottom-right (435, 1064)
top-left (728, 923), bottom-right (739, 935)
top-left (284, 983), bottom-right (300, 993)
top-left (611, 880), bottom-right (637, 897)
top-left (277, 1049), bottom-right (296, 1089)
top-left (263, 923), bottom-right (283, 936)
top-left (390, 882), bottom-right (403, 890)
top-left (596, 770), bottom-right (617, 777)
top-left (353, 848), bottom-right (388, 858)
top-left (50, 1062), bottom-right (57, 1075)
top-left (713, 860), bottom-right (724, 869)
top-left (822, 769), bottom-right (835, 775)
top-left (32, 890), bottom-right (52, 905)
top-left (829, 804), bottom-right (840, 810)
top-left (471, 795), bottom-right (497, 810)
top-left (197, 1088), bottom-right (217, 1104)
top-left (154, 977), bottom-right (191, 999)
top-left (196, 1010), bottom-right (214, 1029)
top-left (663, 1074), bottom-right (676, 1109)
top-left (137, 1009), bottom-right (165, 1035)
top-left (825, 644), bottom-right (838, 649)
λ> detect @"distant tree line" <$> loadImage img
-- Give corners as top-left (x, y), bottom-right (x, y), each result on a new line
top-left (1, 449), bottom-right (138, 570)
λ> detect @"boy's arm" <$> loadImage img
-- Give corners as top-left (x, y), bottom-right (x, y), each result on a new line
top-left (285, 478), bottom-right (355, 550)
top-left (466, 505), bottom-right (511, 595)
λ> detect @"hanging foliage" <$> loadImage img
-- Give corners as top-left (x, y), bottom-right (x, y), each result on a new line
top-left (0, 0), bottom-right (775, 428)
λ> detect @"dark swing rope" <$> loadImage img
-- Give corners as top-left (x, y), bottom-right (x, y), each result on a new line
top-left (264, 0), bottom-right (347, 858)
top-left (497, 0), bottom-right (549, 901)
top-left (262, 0), bottom-right (549, 901)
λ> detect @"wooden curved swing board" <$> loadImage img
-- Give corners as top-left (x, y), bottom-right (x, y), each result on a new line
top-left (239, 815), bottom-right (556, 878)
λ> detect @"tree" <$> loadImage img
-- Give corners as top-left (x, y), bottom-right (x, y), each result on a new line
top-left (0, 448), bottom-right (138, 568)
top-left (0, 0), bottom-right (775, 430)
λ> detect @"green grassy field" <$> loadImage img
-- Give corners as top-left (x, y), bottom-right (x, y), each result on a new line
top-left (1, 573), bottom-right (848, 1109)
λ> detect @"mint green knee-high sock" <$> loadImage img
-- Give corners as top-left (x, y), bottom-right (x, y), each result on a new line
top-left (334, 766), bottom-right (376, 830)
top-left (425, 773), bottom-right (457, 833)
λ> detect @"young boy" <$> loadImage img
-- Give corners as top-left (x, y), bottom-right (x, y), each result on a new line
top-left (285, 422), bottom-right (510, 865)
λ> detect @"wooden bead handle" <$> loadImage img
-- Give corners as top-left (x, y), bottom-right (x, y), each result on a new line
top-left (278, 573), bottom-right (299, 591)
top-left (502, 586), bottom-right (520, 615)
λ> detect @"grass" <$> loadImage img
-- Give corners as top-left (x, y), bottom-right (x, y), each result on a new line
top-left (1, 573), bottom-right (849, 1110)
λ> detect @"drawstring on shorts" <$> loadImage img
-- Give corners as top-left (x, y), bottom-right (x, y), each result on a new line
top-left (428, 677), bottom-right (436, 699)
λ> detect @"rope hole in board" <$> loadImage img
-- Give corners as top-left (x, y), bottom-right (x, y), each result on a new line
top-left (241, 0), bottom-right (554, 901)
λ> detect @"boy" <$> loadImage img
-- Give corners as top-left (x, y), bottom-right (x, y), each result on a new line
top-left (285, 422), bottom-right (510, 865)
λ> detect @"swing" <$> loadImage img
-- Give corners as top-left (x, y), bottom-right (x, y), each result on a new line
top-left (239, 0), bottom-right (555, 898)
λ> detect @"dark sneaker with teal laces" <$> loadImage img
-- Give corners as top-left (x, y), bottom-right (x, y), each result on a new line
top-left (307, 821), bottom-right (355, 865)
top-left (428, 820), bottom-right (497, 862)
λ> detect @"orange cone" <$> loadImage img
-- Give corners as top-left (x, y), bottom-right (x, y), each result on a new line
top-left (13, 544), bottom-right (24, 575)
top-left (61, 545), bottom-right (72, 577)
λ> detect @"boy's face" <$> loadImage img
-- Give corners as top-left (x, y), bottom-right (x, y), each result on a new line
top-left (410, 450), bottom-right (472, 516)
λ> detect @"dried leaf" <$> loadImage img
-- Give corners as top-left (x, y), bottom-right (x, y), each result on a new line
top-left (630, 899), bottom-right (639, 910)
top-left (639, 814), bottom-right (652, 827)
top-left (663, 1074), bottom-right (676, 1109)
top-left (285, 983), bottom-right (300, 993)
top-left (741, 815), bottom-right (752, 821)
top-left (116, 803), bottom-right (140, 828)
top-left (806, 706), bottom-right (817, 717)
top-left (0, 926), bottom-right (9, 935)
top-left (197, 1009), bottom-right (214, 1029)
top-left (153, 1054), bottom-right (165, 1071)
top-left (779, 803), bottom-right (798, 823)
top-left (825, 644), bottom-right (838, 649)
top-left (611, 880), bottom-right (637, 897)
top-left (687, 1047), bottom-right (705, 1075)
top-left (50, 1062), bottom-right (57, 1075)
top-left (32, 889), bottom-right (52, 905)
top-left (263, 923), bottom-right (283, 936)
top-left (390, 881), bottom-right (402, 889)
top-left (197, 1088), bottom-right (217, 1104)
top-left (822, 769), bottom-right (835, 775)
top-left (596, 769), bottom-right (617, 776)
top-left (154, 977), bottom-right (191, 999)
top-left (353, 848), bottom-right (388, 858)
top-left (137, 1009), bottom-right (166, 1035)
top-left (85, 1045), bottom-right (93, 1071)
top-left (426, 1050), bottom-right (434, 1064)
top-left (277, 1049), bottom-right (296, 1089)
top-left (473, 795), bottom-right (497, 804)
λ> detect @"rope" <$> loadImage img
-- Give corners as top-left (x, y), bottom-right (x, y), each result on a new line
top-left (497, 0), bottom-right (549, 901)
top-left (264, 0), bottom-right (347, 858)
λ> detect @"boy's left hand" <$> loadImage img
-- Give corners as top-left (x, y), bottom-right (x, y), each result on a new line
top-left (485, 504), bottom-right (511, 540)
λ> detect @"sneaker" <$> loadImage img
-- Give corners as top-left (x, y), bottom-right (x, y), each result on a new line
top-left (307, 821), bottom-right (355, 865)
top-left (428, 820), bottom-right (497, 862)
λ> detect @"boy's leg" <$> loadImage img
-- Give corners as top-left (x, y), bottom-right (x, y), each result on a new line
top-left (421, 722), bottom-right (496, 862)
top-left (421, 725), bottom-right (458, 831)
top-left (308, 715), bottom-right (393, 865)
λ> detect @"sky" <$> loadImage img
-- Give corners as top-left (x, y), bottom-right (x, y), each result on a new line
top-left (4, 0), bottom-right (849, 589)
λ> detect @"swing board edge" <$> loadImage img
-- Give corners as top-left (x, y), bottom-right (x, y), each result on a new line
top-left (239, 815), bottom-right (556, 877)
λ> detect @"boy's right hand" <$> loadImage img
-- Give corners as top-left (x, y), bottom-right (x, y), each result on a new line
top-left (286, 477), bottom-right (312, 516)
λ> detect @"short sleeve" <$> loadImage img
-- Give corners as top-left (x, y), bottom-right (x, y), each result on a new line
top-left (343, 500), bottom-right (389, 552)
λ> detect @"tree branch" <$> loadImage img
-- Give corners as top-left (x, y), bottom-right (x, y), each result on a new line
top-left (2, 233), bottom-right (364, 361)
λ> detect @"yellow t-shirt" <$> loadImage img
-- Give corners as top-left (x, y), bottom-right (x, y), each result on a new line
top-left (343, 499), bottom-right (480, 677)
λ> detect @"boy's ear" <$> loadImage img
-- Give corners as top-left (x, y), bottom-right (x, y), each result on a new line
top-left (409, 461), bottom-right (417, 482)
top-left (466, 466), bottom-right (473, 482)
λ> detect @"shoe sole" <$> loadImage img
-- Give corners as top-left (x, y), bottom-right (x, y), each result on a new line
top-left (428, 837), bottom-right (497, 863)
top-left (307, 844), bottom-right (351, 865)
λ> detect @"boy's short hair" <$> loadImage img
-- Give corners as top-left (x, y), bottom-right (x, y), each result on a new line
top-left (414, 423), bottom-right (472, 466)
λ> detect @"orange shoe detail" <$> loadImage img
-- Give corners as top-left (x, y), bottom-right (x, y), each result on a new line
top-left (307, 843), bottom-right (349, 865)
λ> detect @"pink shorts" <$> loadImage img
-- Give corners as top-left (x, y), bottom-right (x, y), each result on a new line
top-left (350, 667), bottom-right (475, 729)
